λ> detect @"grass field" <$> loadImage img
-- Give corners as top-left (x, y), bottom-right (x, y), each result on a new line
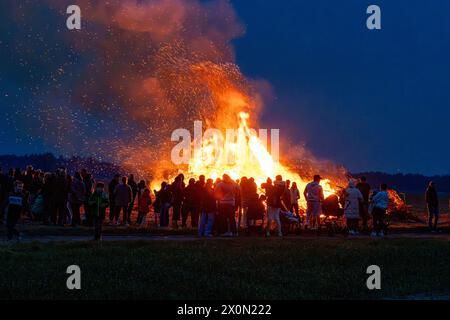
top-left (1, 238), bottom-right (450, 300)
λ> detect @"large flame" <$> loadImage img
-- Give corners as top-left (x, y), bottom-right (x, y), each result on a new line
top-left (184, 101), bottom-right (336, 207)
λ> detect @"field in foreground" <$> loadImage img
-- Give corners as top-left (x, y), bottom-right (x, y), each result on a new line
top-left (1, 238), bottom-right (449, 300)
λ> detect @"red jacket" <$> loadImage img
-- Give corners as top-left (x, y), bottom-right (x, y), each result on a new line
top-left (138, 191), bottom-right (152, 213)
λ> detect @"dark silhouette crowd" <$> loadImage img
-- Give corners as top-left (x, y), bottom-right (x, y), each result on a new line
top-left (0, 165), bottom-right (443, 242)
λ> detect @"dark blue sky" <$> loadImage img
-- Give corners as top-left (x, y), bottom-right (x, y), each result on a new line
top-left (232, 0), bottom-right (450, 175)
top-left (1, 0), bottom-right (449, 175)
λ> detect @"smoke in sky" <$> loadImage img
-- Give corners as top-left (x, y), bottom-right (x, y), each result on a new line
top-left (1, 0), bottom-right (346, 183)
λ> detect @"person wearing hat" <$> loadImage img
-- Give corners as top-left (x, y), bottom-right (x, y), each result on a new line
top-left (303, 175), bottom-right (325, 230)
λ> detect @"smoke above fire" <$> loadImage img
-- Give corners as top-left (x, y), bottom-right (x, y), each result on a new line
top-left (5, 0), bottom-right (348, 188)
top-left (44, 0), bottom-right (261, 174)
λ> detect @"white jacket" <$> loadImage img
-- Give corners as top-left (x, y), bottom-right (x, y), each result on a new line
top-left (344, 182), bottom-right (363, 219)
top-left (371, 191), bottom-right (389, 210)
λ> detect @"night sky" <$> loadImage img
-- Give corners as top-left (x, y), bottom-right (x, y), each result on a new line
top-left (1, 0), bottom-right (449, 175)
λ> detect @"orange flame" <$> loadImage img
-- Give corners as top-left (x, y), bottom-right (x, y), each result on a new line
top-left (185, 108), bottom-right (336, 207)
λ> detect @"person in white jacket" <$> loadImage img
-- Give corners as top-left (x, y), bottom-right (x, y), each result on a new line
top-left (370, 183), bottom-right (389, 237)
top-left (344, 180), bottom-right (363, 235)
top-left (303, 175), bottom-right (325, 230)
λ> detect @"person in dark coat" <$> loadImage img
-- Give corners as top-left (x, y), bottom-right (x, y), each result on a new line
top-left (170, 174), bottom-right (185, 229)
top-left (425, 181), bottom-right (439, 232)
top-left (158, 182), bottom-right (172, 227)
top-left (22, 166), bottom-right (34, 192)
top-left (81, 169), bottom-right (95, 226)
top-left (69, 172), bottom-right (86, 226)
top-left (5, 181), bottom-right (28, 242)
top-left (108, 174), bottom-right (120, 224)
top-left (198, 179), bottom-right (217, 237)
top-left (14, 168), bottom-right (23, 183)
top-left (51, 169), bottom-right (69, 225)
top-left (114, 176), bottom-right (133, 226)
top-left (0, 167), bottom-right (9, 224)
top-left (281, 180), bottom-right (291, 212)
top-left (127, 174), bottom-right (138, 219)
top-left (182, 178), bottom-right (200, 229)
top-left (356, 176), bottom-right (371, 231)
top-left (89, 182), bottom-right (109, 241)
top-left (215, 174), bottom-right (239, 236)
top-left (42, 172), bottom-right (54, 225)
top-left (29, 171), bottom-right (44, 197)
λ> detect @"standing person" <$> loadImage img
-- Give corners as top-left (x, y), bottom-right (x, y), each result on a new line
top-left (182, 178), bottom-right (200, 229)
top-left (137, 180), bottom-right (147, 198)
top-left (14, 168), bottom-right (23, 182)
top-left (344, 180), bottom-right (363, 235)
top-left (246, 177), bottom-right (258, 228)
top-left (51, 169), bottom-right (69, 226)
top-left (194, 175), bottom-right (206, 227)
top-left (2, 169), bottom-right (15, 223)
top-left (198, 179), bottom-right (217, 237)
top-left (265, 175), bottom-right (285, 237)
top-left (108, 175), bottom-right (120, 225)
top-left (31, 189), bottom-right (45, 221)
top-left (28, 171), bottom-right (43, 206)
top-left (171, 174), bottom-right (185, 229)
top-left (370, 184), bottom-right (389, 237)
top-left (158, 182), bottom-right (172, 228)
top-left (303, 175), bottom-right (325, 230)
top-left (88, 182), bottom-right (109, 241)
top-left (290, 182), bottom-right (300, 217)
top-left (5, 181), bottom-right (27, 242)
top-left (425, 181), bottom-right (439, 232)
top-left (127, 174), bottom-right (138, 221)
top-left (136, 180), bottom-right (147, 224)
top-left (215, 174), bottom-right (239, 236)
top-left (0, 167), bottom-right (8, 224)
top-left (42, 172), bottom-right (54, 225)
top-left (81, 169), bottom-right (94, 226)
top-left (114, 176), bottom-right (133, 226)
top-left (137, 188), bottom-right (152, 227)
top-left (235, 178), bottom-right (242, 230)
top-left (282, 180), bottom-right (291, 212)
top-left (23, 165), bottom-right (34, 192)
top-left (239, 177), bottom-right (249, 229)
top-left (65, 175), bottom-right (73, 225)
top-left (69, 172), bottom-right (86, 227)
top-left (356, 176), bottom-right (371, 231)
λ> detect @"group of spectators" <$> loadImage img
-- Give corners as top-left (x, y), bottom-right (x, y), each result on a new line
top-left (122, 173), bottom-right (414, 238)
top-left (342, 177), bottom-right (441, 236)
top-left (153, 173), bottom-right (306, 238)
top-left (0, 165), bottom-right (443, 242)
top-left (0, 166), bottom-right (96, 226)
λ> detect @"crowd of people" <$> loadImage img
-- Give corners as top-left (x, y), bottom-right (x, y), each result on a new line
top-left (0, 165), bottom-right (443, 242)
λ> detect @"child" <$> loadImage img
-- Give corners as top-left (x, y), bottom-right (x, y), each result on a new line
top-left (88, 182), bottom-right (109, 241)
top-left (137, 188), bottom-right (152, 227)
top-left (6, 181), bottom-right (27, 242)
